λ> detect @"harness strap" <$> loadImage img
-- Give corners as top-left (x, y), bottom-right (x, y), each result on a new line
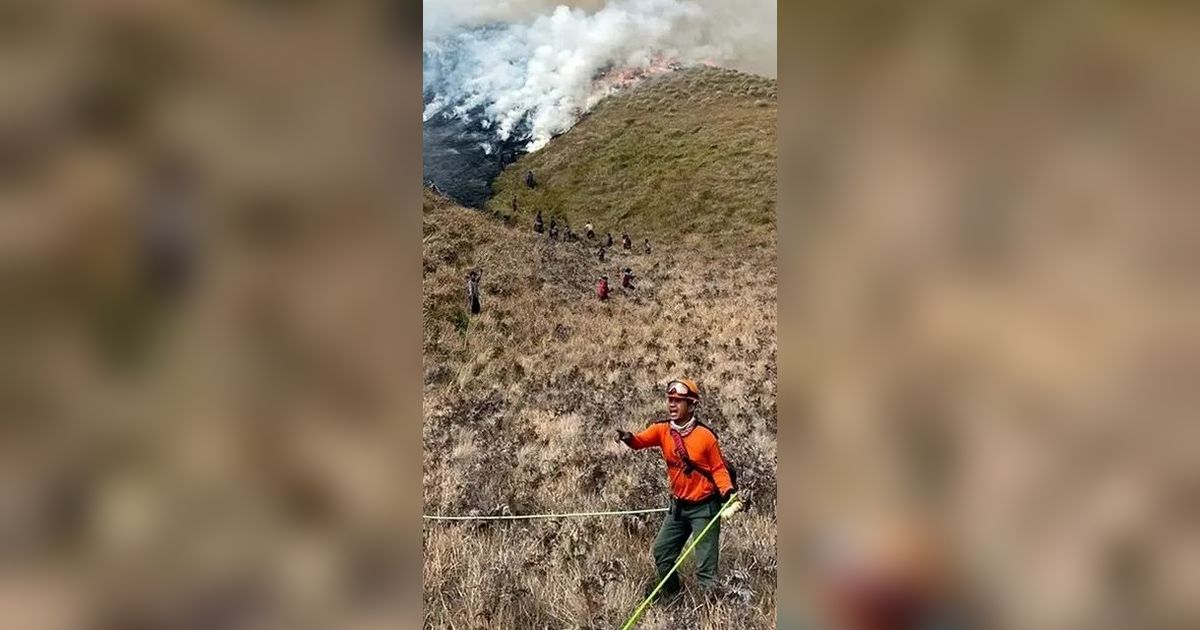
top-left (668, 427), bottom-right (721, 494)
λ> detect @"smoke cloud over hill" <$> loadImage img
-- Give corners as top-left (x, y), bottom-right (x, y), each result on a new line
top-left (423, 0), bottom-right (776, 153)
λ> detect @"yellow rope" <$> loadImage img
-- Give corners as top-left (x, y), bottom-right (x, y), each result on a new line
top-left (423, 507), bottom-right (668, 521)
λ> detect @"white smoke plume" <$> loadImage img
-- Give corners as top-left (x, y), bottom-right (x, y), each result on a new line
top-left (422, 0), bottom-right (776, 151)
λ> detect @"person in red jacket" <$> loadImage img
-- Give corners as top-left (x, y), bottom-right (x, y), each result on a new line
top-left (596, 275), bottom-right (609, 301)
top-left (616, 378), bottom-right (738, 602)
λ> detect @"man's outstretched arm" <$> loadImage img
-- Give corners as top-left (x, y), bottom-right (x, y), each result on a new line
top-left (615, 423), bottom-right (662, 450)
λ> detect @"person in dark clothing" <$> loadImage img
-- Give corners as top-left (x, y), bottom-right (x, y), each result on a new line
top-left (623, 231), bottom-right (632, 250)
top-left (525, 170), bottom-right (536, 188)
top-left (534, 210), bottom-right (544, 233)
top-left (512, 197), bottom-right (518, 213)
top-left (622, 267), bottom-right (636, 289)
top-left (597, 246), bottom-right (607, 262)
top-left (466, 270), bottom-right (482, 315)
top-left (585, 222), bottom-right (594, 240)
top-left (549, 219), bottom-right (558, 240)
top-left (606, 233), bottom-right (614, 247)
top-left (643, 239), bottom-right (651, 255)
top-left (596, 276), bottom-right (610, 301)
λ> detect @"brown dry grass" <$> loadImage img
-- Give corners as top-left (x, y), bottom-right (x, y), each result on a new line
top-left (422, 68), bottom-right (777, 627)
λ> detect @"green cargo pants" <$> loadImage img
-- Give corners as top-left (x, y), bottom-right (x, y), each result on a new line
top-left (652, 499), bottom-right (722, 594)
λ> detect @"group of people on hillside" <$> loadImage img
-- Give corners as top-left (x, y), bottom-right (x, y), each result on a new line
top-left (466, 263), bottom-right (638, 314)
top-left (528, 204), bottom-right (650, 303)
top-left (534, 209), bottom-right (650, 254)
top-left (455, 178), bottom-right (653, 314)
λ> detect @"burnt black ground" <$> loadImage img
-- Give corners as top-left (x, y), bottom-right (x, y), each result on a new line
top-left (422, 108), bottom-right (526, 208)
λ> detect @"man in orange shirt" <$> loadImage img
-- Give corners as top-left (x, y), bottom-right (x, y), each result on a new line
top-left (616, 378), bottom-right (738, 601)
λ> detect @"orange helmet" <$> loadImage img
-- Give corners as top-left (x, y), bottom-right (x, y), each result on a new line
top-left (666, 378), bottom-right (700, 401)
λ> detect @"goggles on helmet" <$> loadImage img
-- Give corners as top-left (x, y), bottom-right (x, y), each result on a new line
top-left (666, 380), bottom-right (698, 400)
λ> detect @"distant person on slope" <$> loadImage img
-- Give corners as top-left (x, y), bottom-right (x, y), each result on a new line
top-left (534, 210), bottom-right (543, 233)
top-left (643, 238), bottom-right (651, 255)
top-left (596, 275), bottom-right (609, 301)
top-left (616, 379), bottom-right (739, 603)
top-left (525, 170), bottom-right (536, 188)
top-left (622, 267), bottom-right (636, 289)
top-left (597, 246), bottom-right (606, 262)
top-left (585, 222), bottom-right (594, 240)
top-left (549, 219), bottom-right (558, 240)
top-left (606, 233), bottom-right (614, 248)
top-left (466, 270), bottom-right (482, 315)
top-left (622, 231), bottom-right (632, 250)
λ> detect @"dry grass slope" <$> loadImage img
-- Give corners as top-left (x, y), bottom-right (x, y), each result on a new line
top-left (424, 67), bottom-right (776, 629)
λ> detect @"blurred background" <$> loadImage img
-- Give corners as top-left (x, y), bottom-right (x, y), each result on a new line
top-left (778, 1), bottom-right (1199, 629)
top-left (3, 0), bottom-right (1198, 629)
top-left (0, 1), bottom-right (423, 628)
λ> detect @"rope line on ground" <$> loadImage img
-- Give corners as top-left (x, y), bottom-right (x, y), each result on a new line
top-left (423, 507), bottom-right (669, 521)
top-left (620, 493), bottom-right (738, 630)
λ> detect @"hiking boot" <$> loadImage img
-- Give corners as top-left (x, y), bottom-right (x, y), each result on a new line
top-left (643, 575), bottom-right (681, 604)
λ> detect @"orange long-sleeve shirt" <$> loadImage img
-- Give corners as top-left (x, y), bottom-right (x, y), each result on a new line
top-left (625, 421), bottom-right (734, 502)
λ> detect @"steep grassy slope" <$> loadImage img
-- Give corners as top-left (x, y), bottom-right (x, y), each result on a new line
top-left (489, 66), bottom-right (776, 251)
top-left (423, 67), bottom-right (776, 630)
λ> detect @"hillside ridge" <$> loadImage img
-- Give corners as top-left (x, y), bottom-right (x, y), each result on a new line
top-left (423, 65), bottom-right (777, 629)
top-left (488, 66), bottom-right (777, 251)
